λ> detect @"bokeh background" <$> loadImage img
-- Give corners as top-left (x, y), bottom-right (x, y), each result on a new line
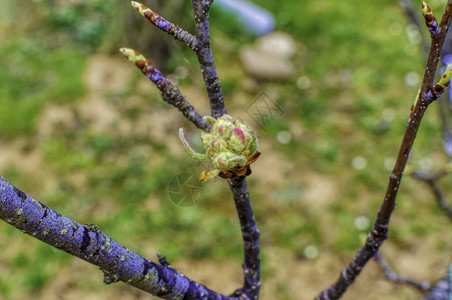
top-left (1, 0), bottom-right (452, 299)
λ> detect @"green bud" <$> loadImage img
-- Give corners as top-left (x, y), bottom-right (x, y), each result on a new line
top-left (179, 114), bottom-right (260, 181)
top-left (213, 115), bottom-right (235, 140)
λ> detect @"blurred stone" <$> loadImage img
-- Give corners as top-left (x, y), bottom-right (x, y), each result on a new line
top-left (240, 31), bottom-right (297, 80)
top-left (257, 32), bottom-right (297, 59)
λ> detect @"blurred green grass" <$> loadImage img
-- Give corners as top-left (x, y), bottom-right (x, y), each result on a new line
top-left (1, 0), bottom-right (452, 299)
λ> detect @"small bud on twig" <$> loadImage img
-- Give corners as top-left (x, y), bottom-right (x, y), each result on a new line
top-left (422, 1), bottom-right (440, 36)
top-left (119, 47), bottom-right (166, 89)
top-left (431, 64), bottom-right (452, 98)
top-left (119, 47), bottom-right (211, 132)
top-left (179, 115), bottom-right (260, 182)
top-left (130, 1), bottom-right (197, 49)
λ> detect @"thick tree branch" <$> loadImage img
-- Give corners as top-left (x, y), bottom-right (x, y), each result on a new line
top-left (120, 47), bottom-right (211, 132)
top-left (229, 176), bottom-right (261, 300)
top-left (315, 2), bottom-right (452, 299)
top-left (0, 177), bottom-right (235, 300)
top-left (122, 3), bottom-right (258, 299)
top-left (191, 0), bottom-right (226, 119)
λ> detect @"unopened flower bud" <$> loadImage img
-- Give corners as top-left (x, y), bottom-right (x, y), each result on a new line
top-left (213, 115), bottom-right (235, 140)
top-left (229, 127), bottom-right (247, 153)
top-left (210, 137), bottom-right (228, 152)
top-left (179, 114), bottom-right (260, 181)
top-left (200, 133), bottom-right (215, 149)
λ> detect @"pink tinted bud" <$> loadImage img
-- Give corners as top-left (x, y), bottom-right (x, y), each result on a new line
top-left (210, 137), bottom-right (227, 152)
top-left (213, 152), bottom-right (236, 170)
top-left (200, 133), bottom-right (215, 149)
top-left (230, 127), bottom-right (247, 153)
top-left (213, 116), bottom-right (235, 139)
top-left (233, 128), bottom-right (246, 143)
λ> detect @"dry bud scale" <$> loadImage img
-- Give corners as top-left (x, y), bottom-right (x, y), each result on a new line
top-left (179, 115), bottom-right (260, 181)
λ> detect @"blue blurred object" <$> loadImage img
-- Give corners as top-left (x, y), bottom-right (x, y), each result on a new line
top-left (215, 0), bottom-right (274, 36)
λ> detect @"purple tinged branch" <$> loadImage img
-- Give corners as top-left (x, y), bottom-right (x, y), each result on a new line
top-left (192, 0), bottom-right (226, 119)
top-left (131, 1), bottom-right (197, 50)
top-left (374, 254), bottom-right (431, 292)
top-left (411, 170), bottom-right (452, 222)
top-left (315, 2), bottom-right (452, 299)
top-left (119, 47), bottom-right (211, 132)
top-left (229, 176), bottom-right (260, 299)
top-left (128, 0), bottom-right (226, 118)
top-left (0, 177), bottom-right (233, 300)
top-left (423, 1), bottom-right (440, 36)
top-left (421, 278), bottom-right (450, 300)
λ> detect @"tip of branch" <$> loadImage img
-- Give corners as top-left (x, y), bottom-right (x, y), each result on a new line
top-left (422, 1), bottom-right (428, 11)
top-left (119, 47), bottom-right (135, 61)
top-left (130, 1), bottom-right (152, 17)
top-left (119, 47), bottom-right (130, 56)
top-left (119, 47), bottom-right (146, 65)
top-left (130, 1), bottom-right (140, 10)
top-left (422, 1), bottom-right (440, 35)
top-left (431, 64), bottom-right (452, 97)
top-left (439, 64), bottom-right (452, 86)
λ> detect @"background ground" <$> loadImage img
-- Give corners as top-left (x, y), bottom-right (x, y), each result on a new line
top-left (0, 0), bottom-right (451, 299)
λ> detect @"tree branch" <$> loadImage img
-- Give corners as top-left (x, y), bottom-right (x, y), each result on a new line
top-left (191, 0), bottom-right (226, 119)
top-left (420, 276), bottom-right (451, 300)
top-left (315, 2), bottom-right (452, 299)
top-left (374, 253), bottom-right (431, 292)
top-left (229, 176), bottom-right (261, 300)
top-left (129, 0), bottom-right (225, 118)
top-left (0, 177), bottom-right (235, 300)
top-left (122, 3), bottom-right (259, 299)
top-left (120, 47), bottom-right (211, 132)
top-left (131, 1), bottom-right (197, 50)
top-left (411, 170), bottom-right (452, 222)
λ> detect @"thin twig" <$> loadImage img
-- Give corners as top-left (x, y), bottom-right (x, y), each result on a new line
top-left (0, 178), bottom-right (233, 300)
top-left (411, 171), bottom-right (452, 221)
top-left (315, 2), bottom-right (452, 299)
top-left (229, 176), bottom-right (261, 300)
top-left (120, 47), bottom-right (211, 132)
top-left (123, 3), bottom-right (259, 299)
top-left (422, 1), bottom-right (440, 36)
top-left (130, 0), bottom-right (226, 118)
top-left (422, 179), bottom-right (452, 225)
top-left (374, 254), bottom-right (431, 292)
top-left (191, 0), bottom-right (226, 118)
top-left (131, 1), bottom-right (197, 50)
top-left (420, 277), bottom-right (450, 300)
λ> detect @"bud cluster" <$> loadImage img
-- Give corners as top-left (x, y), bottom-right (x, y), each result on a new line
top-left (179, 115), bottom-right (260, 181)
